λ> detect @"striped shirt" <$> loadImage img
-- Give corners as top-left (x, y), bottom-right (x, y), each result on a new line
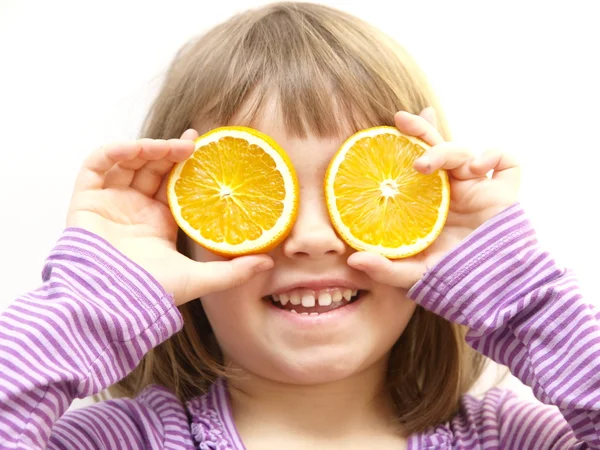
top-left (0, 203), bottom-right (598, 449)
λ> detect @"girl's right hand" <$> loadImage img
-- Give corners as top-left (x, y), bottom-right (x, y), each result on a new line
top-left (66, 129), bottom-right (274, 306)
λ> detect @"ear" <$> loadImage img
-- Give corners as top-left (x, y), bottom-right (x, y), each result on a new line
top-left (418, 107), bottom-right (438, 130)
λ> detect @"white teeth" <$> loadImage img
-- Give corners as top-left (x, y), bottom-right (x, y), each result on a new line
top-left (332, 290), bottom-right (343, 302)
top-left (274, 288), bottom-right (362, 310)
top-left (290, 292), bottom-right (301, 305)
top-left (301, 294), bottom-right (315, 307)
top-left (291, 309), bottom-right (297, 314)
top-left (301, 312), bottom-right (309, 316)
top-left (317, 292), bottom-right (332, 306)
top-left (310, 312), bottom-right (319, 316)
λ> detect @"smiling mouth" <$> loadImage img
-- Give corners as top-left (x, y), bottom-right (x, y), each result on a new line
top-left (265, 288), bottom-right (366, 316)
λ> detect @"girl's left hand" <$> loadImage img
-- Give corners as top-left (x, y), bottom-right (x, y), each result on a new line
top-left (347, 108), bottom-right (521, 289)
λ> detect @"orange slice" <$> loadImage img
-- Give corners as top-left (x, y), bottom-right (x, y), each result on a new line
top-left (325, 126), bottom-right (450, 259)
top-left (168, 126), bottom-right (299, 256)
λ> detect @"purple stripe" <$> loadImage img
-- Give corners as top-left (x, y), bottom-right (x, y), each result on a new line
top-left (434, 206), bottom-right (528, 280)
top-left (66, 254), bottom-right (161, 336)
top-left (529, 305), bottom-right (591, 376)
top-left (7, 304), bottom-right (91, 371)
top-left (483, 326), bottom-right (511, 360)
top-left (74, 409), bottom-right (114, 448)
top-left (533, 411), bottom-right (567, 449)
top-left (451, 242), bottom-right (546, 317)
top-left (552, 349), bottom-right (600, 403)
top-left (40, 279), bottom-right (125, 343)
top-left (46, 276), bottom-right (151, 362)
top-left (105, 403), bottom-right (151, 444)
top-left (91, 353), bottom-right (116, 391)
top-left (216, 380), bottom-right (247, 450)
top-left (431, 209), bottom-right (526, 282)
top-left (57, 230), bottom-right (166, 303)
top-left (521, 284), bottom-right (582, 348)
top-left (93, 407), bottom-right (139, 448)
top-left (512, 404), bottom-right (548, 446)
top-left (67, 259), bottom-right (150, 339)
top-left (1, 391), bottom-right (38, 422)
top-left (450, 255), bottom-right (555, 329)
top-left (51, 263), bottom-right (146, 335)
top-left (50, 421), bottom-right (84, 449)
top-left (11, 300), bottom-right (95, 367)
top-left (23, 427), bottom-right (45, 448)
top-left (0, 339), bottom-right (70, 393)
top-left (529, 305), bottom-right (595, 380)
top-left (447, 246), bottom-right (551, 326)
top-left (26, 397), bottom-right (56, 434)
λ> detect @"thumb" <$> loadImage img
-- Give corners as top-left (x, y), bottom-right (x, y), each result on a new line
top-left (179, 254), bottom-right (273, 303)
top-left (347, 252), bottom-right (425, 290)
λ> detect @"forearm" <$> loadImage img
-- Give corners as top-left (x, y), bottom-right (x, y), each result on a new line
top-left (0, 229), bottom-right (183, 449)
top-left (409, 204), bottom-right (600, 447)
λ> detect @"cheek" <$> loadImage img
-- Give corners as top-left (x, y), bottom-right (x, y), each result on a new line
top-left (359, 286), bottom-right (417, 353)
top-left (190, 242), bottom-right (224, 263)
top-left (199, 277), bottom-right (268, 362)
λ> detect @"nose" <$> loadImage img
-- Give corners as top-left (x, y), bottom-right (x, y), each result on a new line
top-left (282, 190), bottom-right (346, 259)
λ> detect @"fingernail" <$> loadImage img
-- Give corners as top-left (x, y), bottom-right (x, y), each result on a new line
top-left (348, 260), bottom-right (364, 270)
top-left (416, 157), bottom-right (431, 173)
top-left (256, 260), bottom-right (273, 272)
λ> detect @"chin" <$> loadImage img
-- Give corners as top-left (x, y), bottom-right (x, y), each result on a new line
top-left (223, 327), bottom-right (403, 387)
top-left (274, 347), bottom-right (383, 385)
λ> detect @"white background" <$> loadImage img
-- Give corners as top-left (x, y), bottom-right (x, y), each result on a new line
top-left (1, 0), bottom-right (599, 405)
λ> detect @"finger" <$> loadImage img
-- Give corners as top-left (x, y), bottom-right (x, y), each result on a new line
top-left (347, 252), bottom-right (425, 290)
top-left (419, 106), bottom-right (438, 130)
top-left (130, 136), bottom-right (197, 197)
top-left (471, 149), bottom-right (520, 178)
top-left (73, 140), bottom-right (145, 192)
top-left (152, 129), bottom-right (199, 203)
top-left (130, 160), bottom-right (177, 198)
top-left (116, 139), bottom-right (170, 170)
top-left (414, 142), bottom-right (476, 180)
top-left (103, 139), bottom-right (170, 189)
top-left (102, 166), bottom-right (135, 190)
top-left (105, 137), bottom-right (196, 190)
top-left (155, 175), bottom-right (171, 205)
top-left (469, 149), bottom-right (502, 176)
top-left (476, 151), bottom-right (521, 193)
top-left (180, 128), bottom-right (199, 141)
top-left (179, 255), bottom-right (274, 303)
top-left (394, 110), bottom-right (444, 147)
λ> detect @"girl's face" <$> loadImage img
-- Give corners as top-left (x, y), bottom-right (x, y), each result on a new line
top-left (191, 113), bottom-right (417, 385)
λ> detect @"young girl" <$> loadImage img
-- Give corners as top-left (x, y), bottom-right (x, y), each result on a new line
top-left (1, 2), bottom-right (597, 449)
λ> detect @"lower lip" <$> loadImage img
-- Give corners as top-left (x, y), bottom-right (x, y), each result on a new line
top-left (266, 293), bottom-right (366, 326)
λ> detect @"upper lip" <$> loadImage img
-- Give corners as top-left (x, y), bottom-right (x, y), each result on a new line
top-left (266, 278), bottom-right (364, 297)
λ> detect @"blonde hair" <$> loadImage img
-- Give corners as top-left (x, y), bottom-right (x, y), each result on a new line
top-left (110, 1), bottom-right (486, 434)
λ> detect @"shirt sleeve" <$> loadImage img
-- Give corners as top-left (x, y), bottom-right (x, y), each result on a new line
top-left (408, 203), bottom-right (600, 449)
top-left (0, 229), bottom-right (186, 449)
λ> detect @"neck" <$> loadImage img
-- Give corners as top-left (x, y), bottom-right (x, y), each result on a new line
top-left (227, 357), bottom-right (402, 442)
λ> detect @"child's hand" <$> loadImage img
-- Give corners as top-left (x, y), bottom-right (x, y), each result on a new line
top-left (66, 130), bottom-right (273, 305)
top-left (347, 108), bottom-right (520, 290)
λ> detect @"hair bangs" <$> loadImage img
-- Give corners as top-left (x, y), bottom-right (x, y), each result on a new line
top-left (180, 3), bottom-right (433, 140)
